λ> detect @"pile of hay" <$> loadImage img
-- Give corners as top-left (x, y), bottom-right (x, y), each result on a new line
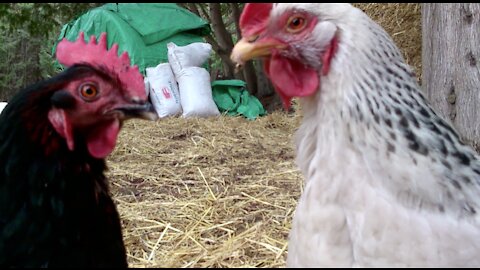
top-left (109, 113), bottom-right (302, 267)
top-left (107, 4), bottom-right (422, 268)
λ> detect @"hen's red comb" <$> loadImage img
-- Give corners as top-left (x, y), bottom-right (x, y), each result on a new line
top-left (55, 32), bottom-right (145, 99)
top-left (239, 3), bottom-right (273, 37)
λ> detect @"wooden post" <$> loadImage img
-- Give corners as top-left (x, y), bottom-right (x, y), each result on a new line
top-left (422, 3), bottom-right (480, 150)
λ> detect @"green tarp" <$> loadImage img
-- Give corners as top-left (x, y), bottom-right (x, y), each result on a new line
top-left (53, 3), bottom-right (211, 75)
top-left (212, 80), bottom-right (266, 120)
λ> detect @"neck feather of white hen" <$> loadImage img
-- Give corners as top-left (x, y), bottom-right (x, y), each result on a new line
top-left (294, 7), bottom-right (480, 214)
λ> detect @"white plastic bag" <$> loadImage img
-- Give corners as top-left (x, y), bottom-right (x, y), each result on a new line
top-left (176, 66), bottom-right (220, 118)
top-left (146, 63), bottom-right (182, 118)
top-left (0, 102), bottom-right (7, 114)
top-left (167, 42), bottom-right (212, 76)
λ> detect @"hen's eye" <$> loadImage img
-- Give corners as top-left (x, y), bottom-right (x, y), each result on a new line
top-left (248, 35), bottom-right (259, 43)
top-left (286, 15), bottom-right (307, 33)
top-left (79, 83), bottom-right (99, 101)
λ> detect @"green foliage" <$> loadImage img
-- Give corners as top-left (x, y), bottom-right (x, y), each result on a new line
top-left (209, 53), bottom-right (223, 79)
top-left (39, 36), bottom-right (62, 79)
top-left (0, 3), bottom-right (102, 101)
top-left (0, 29), bottom-right (31, 100)
top-left (0, 3), bottom-right (101, 38)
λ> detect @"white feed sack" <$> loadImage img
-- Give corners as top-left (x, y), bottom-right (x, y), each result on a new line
top-left (167, 42), bottom-right (212, 76)
top-left (145, 63), bottom-right (182, 118)
top-left (175, 66), bottom-right (220, 118)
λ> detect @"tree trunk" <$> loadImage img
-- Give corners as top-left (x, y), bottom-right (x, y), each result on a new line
top-left (230, 3), bottom-right (242, 41)
top-left (209, 3), bottom-right (237, 79)
top-left (242, 62), bottom-right (257, 95)
top-left (228, 3), bottom-right (257, 95)
top-left (422, 3), bottom-right (480, 150)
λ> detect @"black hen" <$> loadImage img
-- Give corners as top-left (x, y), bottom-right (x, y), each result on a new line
top-left (0, 33), bottom-right (157, 267)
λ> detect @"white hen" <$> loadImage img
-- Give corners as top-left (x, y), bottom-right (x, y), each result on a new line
top-left (231, 3), bottom-right (480, 267)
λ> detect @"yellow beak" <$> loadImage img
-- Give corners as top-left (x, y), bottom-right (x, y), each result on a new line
top-left (230, 37), bottom-right (286, 66)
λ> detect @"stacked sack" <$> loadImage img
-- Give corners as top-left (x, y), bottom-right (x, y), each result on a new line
top-left (145, 63), bottom-right (182, 118)
top-left (145, 42), bottom-right (220, 119)
top-left (167, 42), bottom-right (220, 118)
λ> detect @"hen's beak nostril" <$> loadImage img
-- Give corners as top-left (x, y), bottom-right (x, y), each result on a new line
top-left (235, 63), bottom-right (244, 73)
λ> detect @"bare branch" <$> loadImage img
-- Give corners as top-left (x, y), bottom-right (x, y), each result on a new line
top-left (204, 34), bottom-right (220, 54)
top-left (186, 3), bottom-right (200, 17)
top-left (209, 3), bottom-right (234, 50)
top-left (231, 3), bottom-right (242, 39)
top-left (197, 4), bottom-right (210, 22)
